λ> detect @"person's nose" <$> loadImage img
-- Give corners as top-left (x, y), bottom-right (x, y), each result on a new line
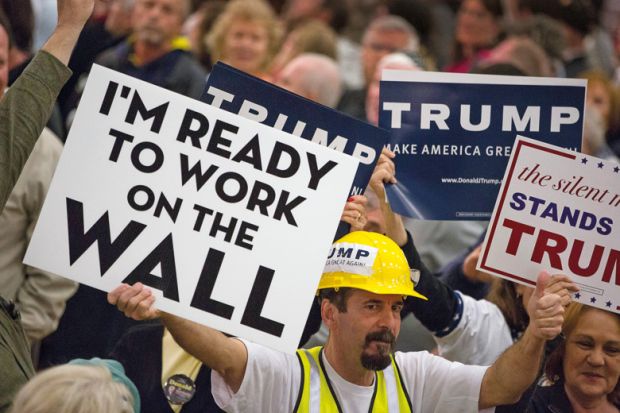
top-left (146, 5), bottom-right (162, 21)
top-left (587, 347), bottom-right (605, 367)
top-left (239, 35), bottom-right (254, 49)
top-left (377, 307), bottom-right (399, 330)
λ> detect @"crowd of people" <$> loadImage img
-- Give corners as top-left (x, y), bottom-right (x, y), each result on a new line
top-left (2, 0), bottom-right (620, 412)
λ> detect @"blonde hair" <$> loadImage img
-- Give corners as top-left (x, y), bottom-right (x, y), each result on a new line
top-left (288, 20), bottom-right (337, 60)
top-left (580, 69), bottom-right (620, 134)
top-left (206, 0), bottom-right (282, 72)
top-left (9, 365), bottom-right (134, 413)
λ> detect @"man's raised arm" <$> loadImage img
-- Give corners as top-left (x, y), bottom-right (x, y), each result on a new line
top-left (478, 271), bottom-right (572, 408)
top-left (41, 0), bottom-right (94, 65)
top-left (0, 0), bottom-right (93, 209)
top-left (108, 283), bottom-right (249, 392)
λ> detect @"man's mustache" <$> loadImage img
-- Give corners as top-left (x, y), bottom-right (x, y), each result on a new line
top-left (364, 330), bottom-right (396, 347)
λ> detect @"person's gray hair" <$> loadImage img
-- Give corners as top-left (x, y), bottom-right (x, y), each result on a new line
top-left (377, 52), bottom-right (420, 70)
top-left (9, 365), bottom-right (135, 413)
top-left (364, 15), bottom-right (420, 53)
top-left (506, 14), bottom-right (566, 61)
top-left (134, 0), bottom-right (189, 19)
top-left (294, 53), bottom-right (343, 108)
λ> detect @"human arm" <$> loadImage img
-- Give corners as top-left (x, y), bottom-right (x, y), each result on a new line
top-left (478, 271), bottom-right (566, 409)
top-left (368, 148), bottom-right (406, 245)
top-left (16, 268), bottom-right (77, 341)
top-left (40, 0), bottom-right (94, 66)
top-left (370, 149), bottom-right (460, 333)
top-left (437, 238), bottom-right (492, 300)
top-left (0, 0), bottom-right (93, 209)
top-left (11, 131), bottom-right (77, 341)
top-left (107, 283), bottom-right (248, 393)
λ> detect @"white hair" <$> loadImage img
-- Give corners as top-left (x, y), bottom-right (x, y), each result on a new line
top-left (291, 53), bottom-right (343, 108)
top-left (364, 15), bottom-right (420, 53)
top-left (377, 52), bottom-right (421, 71)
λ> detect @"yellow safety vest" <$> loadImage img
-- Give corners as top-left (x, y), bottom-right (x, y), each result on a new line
top-left (294, 346), bottom-right (413, 413)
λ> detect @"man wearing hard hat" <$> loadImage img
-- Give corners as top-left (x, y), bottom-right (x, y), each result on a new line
top-left (109, 231), bottom-right (566, 412)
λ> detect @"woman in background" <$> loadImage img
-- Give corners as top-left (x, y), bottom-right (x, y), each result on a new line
top-left (445, 0), bottom-right (504, 73)
top-left (528, 303), bottom-right (620, 412)
top-left (206, 0), bottom-right (282, 81)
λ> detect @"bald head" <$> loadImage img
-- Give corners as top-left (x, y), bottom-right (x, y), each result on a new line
top-left (276, 53), bottom-right (342, 108)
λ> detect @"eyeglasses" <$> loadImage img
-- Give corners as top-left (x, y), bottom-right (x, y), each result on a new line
top-left (362, 42), bottom-right (402, 54)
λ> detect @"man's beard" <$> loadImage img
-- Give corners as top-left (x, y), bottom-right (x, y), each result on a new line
top-left (360, 329), bottom-right (396, 371)
top-left (136, 27), bottom-right (166, 47)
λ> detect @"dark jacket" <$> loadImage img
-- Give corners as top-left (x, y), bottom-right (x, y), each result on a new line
top-left (110, 323), bottom-right (224, 413)
top-left (526, 380), bottom-right (620, 413)
top-left (96, 42), bottom-right (207, 100)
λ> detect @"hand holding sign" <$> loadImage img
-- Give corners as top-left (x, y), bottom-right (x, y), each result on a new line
top-left (526, 271), bottom-right (566, 341)
top-left (108, 283), bottom-right (159, 320)
top-left (341, 195), bottom-right (368, 232)
top-left (369, 148), bottom-right (397, 199)
top-left (543, 274), bottom-right (579, 307)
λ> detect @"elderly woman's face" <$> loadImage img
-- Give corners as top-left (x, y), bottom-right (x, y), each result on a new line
top-left (587, 80), bottom-right (612, 127)
top-left (563, 309), bottom-right (620, 403)
top-left (222, 18), bottom-right (269, 75)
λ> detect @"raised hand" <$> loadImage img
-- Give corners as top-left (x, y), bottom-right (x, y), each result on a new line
top-left (462, 245), bottom-right (495, 284)
top-left (57, 0), bottom-right (95, 30)
top-left (543, 273), bottom-right (579, 307)
top-left (42, 0), bottom-right (94, 65)
top-left (341, 195), bottom-right (368, 231)
top-left (369, 147), bottom-right (397, 198)
top-left (526, 271), bottom-right (566, 341)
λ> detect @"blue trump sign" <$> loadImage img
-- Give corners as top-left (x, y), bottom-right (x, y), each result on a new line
top-left (379, 70), bottom-right (586, 220)
top-left (202, 63), bottom-right (389, 197)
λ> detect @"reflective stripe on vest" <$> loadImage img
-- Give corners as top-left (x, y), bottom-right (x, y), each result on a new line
top-left (294, 347), bottom-right (412, 413)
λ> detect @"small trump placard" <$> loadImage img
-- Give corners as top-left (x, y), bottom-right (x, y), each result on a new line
top-left (478, 136), bottom-right (620, 313)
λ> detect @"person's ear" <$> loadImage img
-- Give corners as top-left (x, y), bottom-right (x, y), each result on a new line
top-left (321, 298), bottom-right (336, 327)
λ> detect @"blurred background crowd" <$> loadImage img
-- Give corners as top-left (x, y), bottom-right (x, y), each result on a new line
top-left (2, 0), bottom-right (620, 412)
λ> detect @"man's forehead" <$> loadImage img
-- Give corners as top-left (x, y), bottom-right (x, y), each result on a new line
top-left (135, 0), bottom-right (186, 12)
top-left (350, 288), bottom-right (403, 303)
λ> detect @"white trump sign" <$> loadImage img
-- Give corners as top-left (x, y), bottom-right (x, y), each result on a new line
top-left (25, 65), bottom-right (358, 353)
top-left (479, 136), bottom-right (620, 313)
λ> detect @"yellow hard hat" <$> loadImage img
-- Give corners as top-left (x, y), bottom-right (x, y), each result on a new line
top-left (319, 231), bottom-right (427, 300)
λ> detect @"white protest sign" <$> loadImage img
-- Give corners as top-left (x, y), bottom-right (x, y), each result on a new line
top-left (24, 65), bottom-right (359, 353)
top-left (478, 136), bottom-right (620, 313)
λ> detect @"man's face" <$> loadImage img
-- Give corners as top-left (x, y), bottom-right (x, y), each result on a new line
top-left (0, 26), bottom-right (8, 97)
top-left (327, 289), bottom-right (403, 371)
top-left (366, 59), bottom-right (420, 125)
top-left (361, 28), bottom-right (410, 86)
top-left (106, 0), bottom-right (135, 37)
top-left (132, 0), bottom-right (184, 47)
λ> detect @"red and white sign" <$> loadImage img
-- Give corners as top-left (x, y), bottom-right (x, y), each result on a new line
top-left (479, 136), bottom-right (620, 313)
